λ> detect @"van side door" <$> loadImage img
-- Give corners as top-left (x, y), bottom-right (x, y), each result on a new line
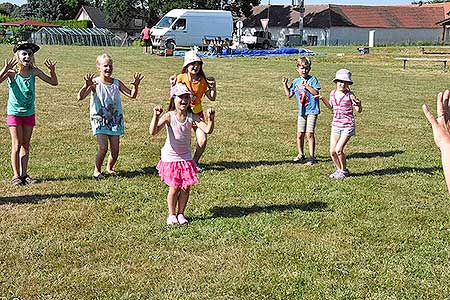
top-left (171, 18), bottom-right (187, 46)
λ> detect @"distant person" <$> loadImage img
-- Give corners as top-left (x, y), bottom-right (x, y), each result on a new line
top-left (318, 69), bottom-right (362, 179)
top-left (223, 38), bottom-right (231, 55)
top-left (282, 56), bottom-right (321, 165)
top-left (423, 90), bottom-right (450, 193)
top-left (150, 83), bottom-right (215, 225)
top-left (77, 53), bottom-right (143, 179)
top-left (0, 41), bottom-right (58, 186)
top-left (215, 37), bottom-right (223, 57)
top-left (173, 50), bottom-right (217, 171)
top-left (140, 25), bottom-right (153, 54)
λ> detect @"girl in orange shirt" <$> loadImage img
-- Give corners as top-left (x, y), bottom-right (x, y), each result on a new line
top-left (174, 50), bottom-right (216, 170)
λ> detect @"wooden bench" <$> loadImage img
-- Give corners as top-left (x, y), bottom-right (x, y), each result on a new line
top-left (395, 57), bottom-right (450, 71)
top-left (419, 46), bottom-right (450, 55)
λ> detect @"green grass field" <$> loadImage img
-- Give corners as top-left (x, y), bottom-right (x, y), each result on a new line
top-left (1, 44), bottom-right (450, 299)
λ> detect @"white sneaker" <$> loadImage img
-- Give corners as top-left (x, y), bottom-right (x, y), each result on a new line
top-left (166, 214), bottom-right (179, 225)
top-left (177, 214), bottom-right (189, 225)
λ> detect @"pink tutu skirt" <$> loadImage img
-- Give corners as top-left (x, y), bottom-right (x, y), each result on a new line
top-left (157, 160), bottom-right (199, 188)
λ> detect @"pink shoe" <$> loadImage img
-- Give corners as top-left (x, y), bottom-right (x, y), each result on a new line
top-left (166, 215), bottom-right (178, 225)
top-left (177, 214), bottom-right (189, 225)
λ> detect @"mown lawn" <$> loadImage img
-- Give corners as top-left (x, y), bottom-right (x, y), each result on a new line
top-left (1, 44), bottom-right (450, 299)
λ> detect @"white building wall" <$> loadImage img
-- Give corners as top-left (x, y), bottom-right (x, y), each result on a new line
top-left (242, 26), bottom-right (442, 46)
top-left (329, 27), bottom-right (442, 46)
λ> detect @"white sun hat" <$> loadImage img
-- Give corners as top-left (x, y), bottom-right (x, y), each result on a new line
top-left (333, 69), bottom-right (353, 85)
top-left (183, 49), bottom-right (203, 69)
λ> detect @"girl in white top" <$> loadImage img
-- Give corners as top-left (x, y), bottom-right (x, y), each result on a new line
top-left (150, 83), bottom-right (215, 225)
top-left (78, 53), bottom-right (143, 179)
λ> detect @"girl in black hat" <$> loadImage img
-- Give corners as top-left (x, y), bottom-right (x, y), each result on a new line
top-left (0, 41), bottom-right (58, 185)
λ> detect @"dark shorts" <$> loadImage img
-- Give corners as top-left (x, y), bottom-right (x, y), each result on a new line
top-left (6, 114), bottom-right (36, 127)
top-left (143, 39), bottom-right (152, 47)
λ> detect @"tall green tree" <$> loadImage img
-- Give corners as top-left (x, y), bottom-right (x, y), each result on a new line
top-left (104, 0), bottom-right (138, 33)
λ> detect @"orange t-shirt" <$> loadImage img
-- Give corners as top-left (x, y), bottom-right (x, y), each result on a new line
top-left (176, 73), bottom-right (208, 114)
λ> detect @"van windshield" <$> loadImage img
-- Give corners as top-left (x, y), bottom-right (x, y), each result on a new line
top-left (156, 16), bottom-right (177, 28)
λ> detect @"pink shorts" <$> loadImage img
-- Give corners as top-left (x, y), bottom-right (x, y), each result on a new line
top-left (6, 114), bottom-right (36, 127)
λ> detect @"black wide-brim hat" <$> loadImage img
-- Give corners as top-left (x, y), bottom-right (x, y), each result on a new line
top-left (13, 42), bottom-right (40, 54)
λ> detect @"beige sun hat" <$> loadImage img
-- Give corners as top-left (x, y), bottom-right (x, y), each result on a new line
top-left (173, 83), bottom-right (192, 96)
top-left (333, 69), bottom-right (353, 85)
top-left (183, 50), bottom-right (203, 69)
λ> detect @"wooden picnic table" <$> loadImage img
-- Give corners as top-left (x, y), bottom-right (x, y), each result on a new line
top-left (419, 46), bottom-right (450, 55)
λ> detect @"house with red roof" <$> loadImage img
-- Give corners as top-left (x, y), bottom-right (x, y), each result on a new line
top-left (241, 4), bottom-right (446, 46)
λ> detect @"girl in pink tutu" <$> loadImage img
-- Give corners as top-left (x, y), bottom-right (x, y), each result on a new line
top-left (150, 83), bottom-right (215, 225)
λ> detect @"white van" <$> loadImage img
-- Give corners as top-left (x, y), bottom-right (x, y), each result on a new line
top-left (151, 9), bottom-right (233, 49)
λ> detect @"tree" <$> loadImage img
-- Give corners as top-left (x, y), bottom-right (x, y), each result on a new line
top-left (0, 2), bottom-right (18, 15)
top-left (104, 0), bottom-right (138, 33)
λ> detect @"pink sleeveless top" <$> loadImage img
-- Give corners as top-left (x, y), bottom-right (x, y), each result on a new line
top-left (330, 89), bottom-right (355, 129)
top-left (161, 111), bottom-right (193, 162)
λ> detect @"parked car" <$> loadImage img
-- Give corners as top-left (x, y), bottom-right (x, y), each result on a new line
top-left (241, 31), bottom-right (277, 49)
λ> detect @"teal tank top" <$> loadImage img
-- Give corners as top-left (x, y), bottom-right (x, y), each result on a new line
top-left (7, 72), bottom-right (36, 116)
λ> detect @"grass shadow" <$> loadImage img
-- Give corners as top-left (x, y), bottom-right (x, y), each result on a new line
top-left (0, 191), bottom-right (104, 205)
top-left (347, 150), bottom-right (404, 160)
top-left (192, 201), bottom-right (327, 221)
top-left (205, 159), bottom-right (333, 171)
top-left (40, 167), bottom-right (158, 182)
top-left (352, 166), bottom-right (441, 177)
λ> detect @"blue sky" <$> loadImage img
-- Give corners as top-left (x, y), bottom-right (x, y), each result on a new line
top-left (0, 0), bottom-right (415, 5)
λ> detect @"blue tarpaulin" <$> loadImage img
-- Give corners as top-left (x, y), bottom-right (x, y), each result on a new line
top-left (174, 47), bottom-right (314, 58)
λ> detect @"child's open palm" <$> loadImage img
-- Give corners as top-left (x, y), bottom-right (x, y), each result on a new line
top-left (84, 73), bottom-right (96, 89)
top-left (44, 59), bottom-right (56, 72)
top-left (207, 108), bottom-right (215, 120)
top-left (4, 57), bottom-right (17, 71)
top-left (131, 72), bottom-right (144, 86)
top-left (423, 90), bottom-right (450, 150)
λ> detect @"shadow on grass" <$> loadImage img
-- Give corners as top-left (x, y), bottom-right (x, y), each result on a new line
top-left (206, 159), bottom-right (317, 171)
top-left (0, 191), bottom-right (104, 205)
top-left (41, 167), bottom-right (158, 182)
top-left (352, 166), bottom-right (441, 177)
top-left (192, 201), bottom-right (327, 221)
top-left (347, 150), bottom-right (404, 160)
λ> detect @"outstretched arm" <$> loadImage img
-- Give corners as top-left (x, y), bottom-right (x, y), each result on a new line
top-left (0, 57), bottom-right (17, 84)
top-left (423, 90), bottom-right (450, 194)
top-left (318, 95), bottom-right (332, 109)
top-left (35, 59), bottom-right (58, 86)
top-left (205, 76), bottom-right (216, 101)
top-left (149, 105), bottom-right (169, 135)
top-left (282, 77), bottom-right (293, 98)
top-left (119, 72), bottom-right (144, 98)
top-left (195, 108), bottom-right (215, 134)
top-left (77, 73), bottom-right (96, 100)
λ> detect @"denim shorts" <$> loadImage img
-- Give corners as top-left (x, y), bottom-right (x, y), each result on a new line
top-left (331, 126), bottom-right (355, 137)
top-left (297, 114), bottom-right (318, 133)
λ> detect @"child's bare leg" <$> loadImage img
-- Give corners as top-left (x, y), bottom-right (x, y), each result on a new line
top-left (177, 186), bottom-right (190, 215)
top-left (335, 135), bottom-right (351, 170)
top-left (297, 132), bottom-right (305, 156)
top-left (193, 128), bottom-right (207, 163)
top-left (330, 134), bottom-right (341, 170)
top-left (107, 135), bottom-right (120, 173)
top-left (167, 186), bottom-right (179, 216)
top-left (19, 125), bottom-right (33, 177)
top-left (306, 132), bottom-right (315, 159)
top-left (95, 134), bottom-right (108, 176)
top-left (8, 126), bottom-right (22, 178)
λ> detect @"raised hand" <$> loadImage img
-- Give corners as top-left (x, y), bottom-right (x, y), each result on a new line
top-left (206, 76), bottom-right (216, 89)
top-left (282, 77), bottom-right (288, 85)
top-left (153, 105), bottom-right (163, 117)
top-left (4, 57), bottom-right (17, 71)
top-left (44, 59), bottom-right (56, 72)
top-left (169, 73), bottom-right (177, 86)
top-left (423, 90), bottom-right (450, 150)
top-left (83, 73), bottom-right (96, 89)
top-left (207, 107), bottom-right (215, 120)
top-left (131, 72), bottom-right (144, 86)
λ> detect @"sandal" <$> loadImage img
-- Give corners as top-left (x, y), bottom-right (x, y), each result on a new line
top-left (11, 176), bottom-right (23, 186)
top-left (22, 175), bottom-right (37, 185)
top-left (93, 173), bottom-right (105, 180)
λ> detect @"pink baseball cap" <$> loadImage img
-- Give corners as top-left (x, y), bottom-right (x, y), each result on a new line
top-left (333, 69), bottom-right (353, 85)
